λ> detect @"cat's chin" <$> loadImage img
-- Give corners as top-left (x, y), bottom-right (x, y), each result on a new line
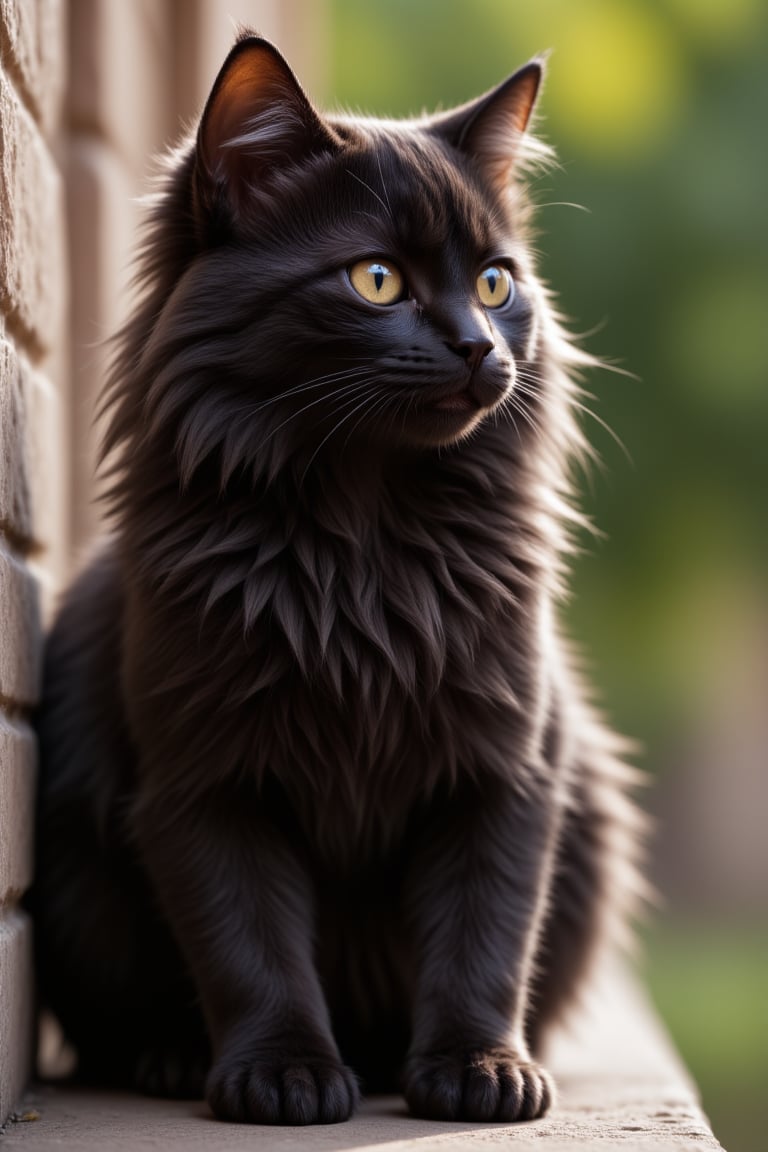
top-left (400, 390), bottom-right (501, 448)
top-left (431, 390), bottom-right (480, 415)
top-left (416, 407), bottom-right (487, 447)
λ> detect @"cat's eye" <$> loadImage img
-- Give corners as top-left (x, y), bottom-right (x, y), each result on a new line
top-left (477, 266), bottom-right (514, 309)
top-left (349, 260), bottom-right (404, 306)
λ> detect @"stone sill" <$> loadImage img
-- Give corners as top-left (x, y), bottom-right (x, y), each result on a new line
top-left (2, 961), bottom-right (723, 1151)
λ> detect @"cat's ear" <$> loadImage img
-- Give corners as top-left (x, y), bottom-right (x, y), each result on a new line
top-left (429, 60), bottom-right (546, 194)
top-left (195, 34), bottom-right (336, 225)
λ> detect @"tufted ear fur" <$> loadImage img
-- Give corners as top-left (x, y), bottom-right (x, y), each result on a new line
top-left (429, 60), bottom-right (545, 194)
top-left (195, 33), bottom-right (338, 227)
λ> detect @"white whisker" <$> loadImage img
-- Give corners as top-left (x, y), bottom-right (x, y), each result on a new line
top-left (345, 168), bottom-right (393, 220)
top-left (342, 388), bottom-right (393, 451)
top-left (253, 376), bottom-right (378, 458)
top-left (300, 383), bottom-right (385, 484)
top-left (375, 154), bottom-right (394, 218)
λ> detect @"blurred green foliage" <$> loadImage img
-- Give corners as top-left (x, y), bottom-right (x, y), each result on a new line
top-left (325, 0), bottom-right (768, 753)
top-left (327, 0), bottom-right (768, 746)
top-left (324, 3), bottom-right (768, 1148)
top-left (644, 924), bottom-right (768, 1151)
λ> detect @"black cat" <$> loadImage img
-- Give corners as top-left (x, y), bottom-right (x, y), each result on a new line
top-left (34, 33), bottom-right (643, 1125)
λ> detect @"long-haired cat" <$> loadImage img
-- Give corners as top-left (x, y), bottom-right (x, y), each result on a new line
top-left (34, 32), bottom-right (643, 1125)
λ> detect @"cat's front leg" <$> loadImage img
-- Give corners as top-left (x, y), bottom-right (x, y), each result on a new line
top-left (134, 784), bottom-right (358, 1125)
top-left (403, 774), bottom-right (558, 1122)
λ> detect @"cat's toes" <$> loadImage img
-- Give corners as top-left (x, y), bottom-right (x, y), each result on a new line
top-left (134, 1044), bottom-right (209, 1099)
top-left (206, 1053), bottom-right (359, 1124)
top-left (404, 1048), bottom-right (554, 1122)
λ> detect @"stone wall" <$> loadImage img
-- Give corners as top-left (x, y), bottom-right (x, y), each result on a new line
top-left (0, 0), bottom-right (67, 1124)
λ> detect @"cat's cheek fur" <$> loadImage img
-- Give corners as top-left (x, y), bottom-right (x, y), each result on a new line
top-left (32, 32), bottom-right (645, 1127)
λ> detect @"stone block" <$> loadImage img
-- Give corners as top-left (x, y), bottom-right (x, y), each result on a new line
top-left (0, 0), bottom-right (64, 135)
top-left (0, 340), bottom-right (62, 555)
top-left (0, 338), bottom-right (32, 542)
top-left (0, 70), bottom-right (65, 350)
top-left (0, 541), bottom-right (41, 707)
top-left (67, 137), bottom-right (140, 551)
top-left (0, 909), bottom-right (33, 1125)
top-left (0, 712), bottom-right (35, 905)
top-left (68, 0), bottom-right (175, 177)
top-left (25, 367), bottom-right (64, 577)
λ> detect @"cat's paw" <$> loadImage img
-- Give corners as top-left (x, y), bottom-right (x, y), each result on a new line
top-left (134, 1044), bottom-right (209, 1099)
top-left (206, 1052), bottom-right (359, 1125)
top-left (404, 1047), bottom-right (554, 1122)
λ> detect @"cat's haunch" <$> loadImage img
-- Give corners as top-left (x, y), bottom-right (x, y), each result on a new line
top-left (33, 32), bottom-right (644, 1126)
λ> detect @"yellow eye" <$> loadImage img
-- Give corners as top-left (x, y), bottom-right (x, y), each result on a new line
top-left (349, 260), bottom-right (404, 305)
top-left (477, 265), bottom-right (513, 309)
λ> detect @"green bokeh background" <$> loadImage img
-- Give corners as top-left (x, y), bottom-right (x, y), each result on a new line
top-left (321, 2), bottom-right (768, 1148)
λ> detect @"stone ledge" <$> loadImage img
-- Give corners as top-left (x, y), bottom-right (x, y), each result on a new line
top-left (1, 963), bottom-right (724, 1150)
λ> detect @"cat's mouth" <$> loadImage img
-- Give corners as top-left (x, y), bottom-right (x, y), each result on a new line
top-left (425, 376), bottom-right (509, 417)
top-left (401, 378), bottom-right (511, 446)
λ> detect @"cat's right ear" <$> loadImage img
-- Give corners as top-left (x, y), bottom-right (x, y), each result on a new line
top-left (195, 34), bottom-right (337, 230)
top-left (428, 60), bottom-right (547, 195)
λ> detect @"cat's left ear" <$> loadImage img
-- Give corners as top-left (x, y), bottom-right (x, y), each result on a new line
top-left (429, 59), bottom-right (545, 194)
top-left (195, 33), bottom-right (337, 227)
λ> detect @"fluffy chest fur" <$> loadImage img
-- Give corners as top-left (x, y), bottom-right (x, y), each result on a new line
top-left (124, 431), bottom-right (553, 861)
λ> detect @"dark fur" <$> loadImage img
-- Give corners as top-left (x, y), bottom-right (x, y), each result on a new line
top-left (34, 35), bottom-right (643, 1125)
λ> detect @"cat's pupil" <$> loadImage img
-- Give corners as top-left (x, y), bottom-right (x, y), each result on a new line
top-left (486, 271), bottom-right (498, 295)
top-left (349, 259), bottom-right (403, 305)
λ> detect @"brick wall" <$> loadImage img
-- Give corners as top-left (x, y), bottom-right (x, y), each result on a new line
top-left (0, 0), bottom-right (67, 1124)
top-left (0, 0), bottom-right (321, 1124)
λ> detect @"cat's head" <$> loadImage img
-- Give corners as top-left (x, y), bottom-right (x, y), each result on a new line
top-left (116, 34), bottom-right (556, 488)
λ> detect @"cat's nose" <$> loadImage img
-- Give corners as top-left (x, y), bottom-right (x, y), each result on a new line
top-left (446, 336), bottom-right (494, 371)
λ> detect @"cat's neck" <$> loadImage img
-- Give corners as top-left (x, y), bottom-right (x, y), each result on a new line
top-left (258, 422), bottom-right (548, 563)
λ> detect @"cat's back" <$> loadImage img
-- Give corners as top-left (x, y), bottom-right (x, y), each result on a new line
top-left (36, 538), bottom-right (134, 809)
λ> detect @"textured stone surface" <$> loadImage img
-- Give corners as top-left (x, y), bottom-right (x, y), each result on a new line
top-left (0, 0), bottom-right (64, 1132)
top-left (0, 338), bottom-right (32, 541)
top-left (0, 339), bottom-right (60, 551)
top-left (23, 367), bottom-right (63, 597)
top-left (1, 964), bottom-right (724, 1150)
top-left (0, 71), bottom-right (64, 349)
top-left (0, 911), bottom-right (33, 1128)
top-left (0, 713), bottom-right (35, 904)
top-left (0, 0), bottom-right (64, 134)
top-left (0, 540), bottom-right (41, 707)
